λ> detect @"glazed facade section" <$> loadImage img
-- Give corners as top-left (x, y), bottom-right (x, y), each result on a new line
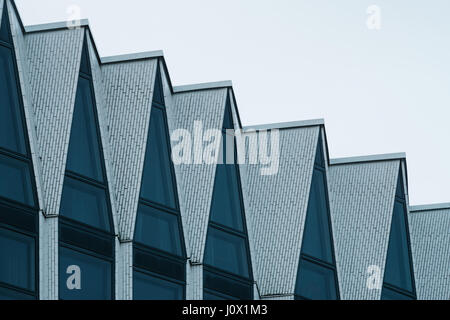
top-left (0, 0), bottom-right (448, 300)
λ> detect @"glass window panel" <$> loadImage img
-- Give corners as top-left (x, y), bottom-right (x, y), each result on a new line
top-left (134, 204), bottom-right (182, 256)
top-left (203, 269), bottom-right (253, 300)
top-left (381, 286), bottom-right (414, 300)
top-left (152, 68), bottom-right (165, 105)
top-left (0, 287), bottom-right (35, 300)
top-left (222, 97), bottom-right (234, 130)
top-left (383, 200), bottom-right (414, 292)
top-left (79, 41), bottom-right (91, 75)
top-left (133, 271), bottom-right (183, 300)
top-left (66, 77), bottom-right (104, 182)
top-left (60, 176), bottom-right (111, 231)
top-left (204, 228), bottom-right (249, 278)
top-left (203, 290), bottom-right (237, 300)
top-left (0, 154), bottom-right (35, 206)
top-left (140, 106), bottom-right (176, 208)
top-left (0, 227), bottom-right (35, 291)
top-left (396, 171), bottom-right (405, 199)
top-left (0, 7), bottom-right (11, 44)
top-left (210, 164), bottom-right (244, 231)
top-left (295, 258), bottom-right (338, 300)
top-left (59, 247), bottom-right (111, 300)
top-left (314, 138), bottom-right (325, 167)
top-left (301, 168), bottom-right (333, 263)
top-left (0, 46), bottom-right (27, 155)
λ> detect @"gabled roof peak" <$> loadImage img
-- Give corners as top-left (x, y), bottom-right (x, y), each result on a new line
top-left (243, 119), bottom-right (324, 132)
top-left (101, 50), bottom-right (164, 65)
top-left (410, 203), bottom-right (450, 213)
top-left (330, 152), bottom-right (406, 166)
top-left (173, 81), bottom-right (232, 93)
top-left (24, 19), bottom-right (90, 34)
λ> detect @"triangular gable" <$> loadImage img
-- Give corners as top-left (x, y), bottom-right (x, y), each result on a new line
top-left (171, 88), bottom-right (228, 263)
top-left (102, 57), bottom-right (158, 240)
top-left (381, 168), bottom-right (416, 299)
top-left (295, 135), bottom-right (339, 299)
top-left (135, 65), bottom-right (184, 257)
top-left (60, 38), bottom-right (113, 232)
top-left (328, 160), bottom-right (400, 300)
top-left (25, 26), bottom-right (85, 216)
top-left (240, 125), bottom-right (319, 297)
top-left (139, 67), bottom-right (177, 208)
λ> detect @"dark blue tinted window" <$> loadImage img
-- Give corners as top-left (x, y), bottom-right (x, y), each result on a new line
top-left (301, 169), bottom-right (333, 263)
top-left (203, 269), bottom-right (253, 300)
top-left (209, 164), bottom-right (244, 231)
top-left (396, 171), bottom-right (405, 199)
top-left (204, 228), bottom-right (249, 278)
top-left (0, 46), bottom-right (26, 155)
top-left (66, 77), bottom-right (103, 182)
top-left (0, 287), bottom-right (34, 300)
top-left (152, 66), bottom-right (165, 105)
top-left (140, 106), bottom-right (176, 208)
top-left (60, 176), bottom-right (110, 231)
top-left (204, 290), bottom-right (237, 300)
top-left (59, 247), bottom-right (112, 300)
top-left (79, 38), bottom-right (91, 75)
top-left (296, 138), bottom-right (339, 300)
top-left (383, 200), bottom-right (414, 292)
top-left (0, 6), bottom-right (11, 44)
top-left (381, 286), bottom-right (414, 300)
top-left (0, 227), bottom-right (35, 291)
top-left (134, 204), bottom-right (182, 256)
top-left (295, 259), bottom-right (337, 300)
top-left (0, 154), bottom-right (35, 206)
top-left (314, 137), bottom-right (325, 167)
top-left (133, 271), bottom-right (183, 300)
top-left (222, 95), bottom-right (234, 130)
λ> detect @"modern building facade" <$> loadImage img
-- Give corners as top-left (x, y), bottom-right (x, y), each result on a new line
top-left (0, 0), bottom-right (448, 300)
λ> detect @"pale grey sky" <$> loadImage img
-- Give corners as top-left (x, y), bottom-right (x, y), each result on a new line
top-left (15, 0), bottom-right (450, 206)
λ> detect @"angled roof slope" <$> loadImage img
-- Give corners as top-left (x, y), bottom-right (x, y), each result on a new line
top-left (102, 57), bottom-right (158, 240)
top-left (240, 123), bottom-right (320, 297)
top-left (24, 24), bottom-right (84, 217)
top-left (409, 204), bottom-right (450, 300)
top-left (170, 86), bottom-right (229, 262)
top-left (328, 158), bottom-right (401, 300)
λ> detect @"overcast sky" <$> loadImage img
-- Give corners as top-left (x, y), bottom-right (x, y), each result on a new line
top-left (15, 0), bottom-right (450, 206)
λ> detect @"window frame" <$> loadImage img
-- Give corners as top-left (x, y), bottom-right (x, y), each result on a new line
top-left (203, 266), bottom-right (254, 300)
top-left (0, 224), bottom-right (38, 299)
top-left (58, 243), bottom-right (114, 300)
top-left (133, 263), bottom-right (186, 300)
